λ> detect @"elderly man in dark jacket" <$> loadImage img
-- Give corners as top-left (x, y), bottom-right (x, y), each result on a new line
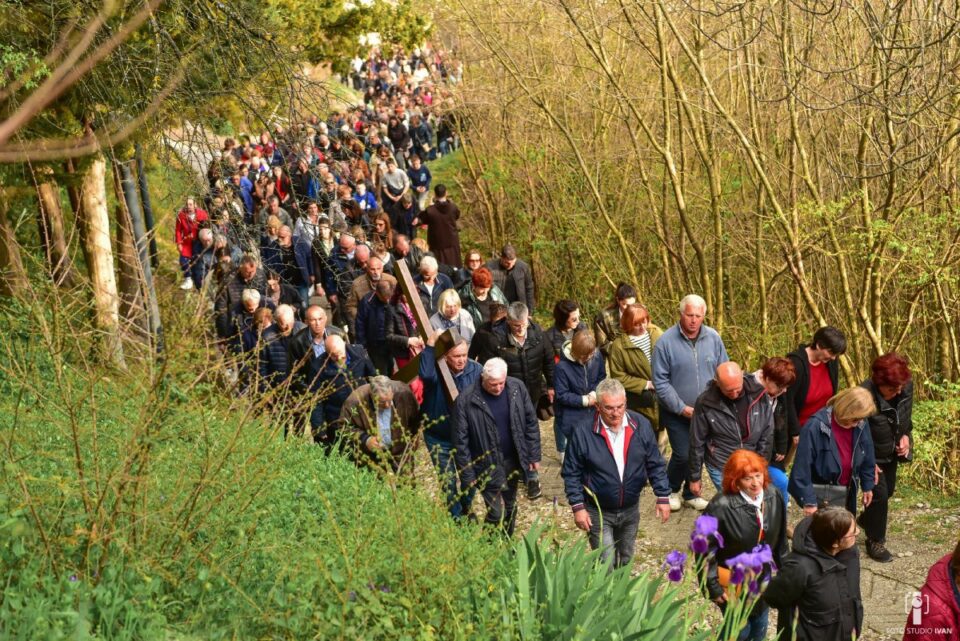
top-left (340, 376), bottom-right (420, 475)
top-left (486, 244), bottom-right (535, 313)
top-left (258, 304), bottom-right (304, 390)
top-left (562, 378), bottom-right (671, 568)
top-left (420, 335), bottom-right (481, 519)
top-left (215, 254), bottom-right (267, 339)
top-left (493, 302), bottom-right (555, 417)
top-left (688, 362), bottom-right (775, 496)
top-left (454, 357), bottom-right (541, 536)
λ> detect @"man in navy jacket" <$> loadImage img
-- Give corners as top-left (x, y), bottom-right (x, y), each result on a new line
top-left (562, 378), bottom-right (671, 568)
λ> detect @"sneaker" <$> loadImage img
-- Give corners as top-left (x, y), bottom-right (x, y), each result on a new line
top-left (684, 496), bottom-right (709, 511)
top-left (668, 493), bottom-right (682, 512)
top-left (179, 277), bottom-right (194, 290)
top-left (866, 539), bottom-right (893, 563)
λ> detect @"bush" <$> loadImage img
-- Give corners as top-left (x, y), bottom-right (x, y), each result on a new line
top-left (0, 284), bottom-right (504, 639)
top-left (903, 382), bottom-right (960, 494)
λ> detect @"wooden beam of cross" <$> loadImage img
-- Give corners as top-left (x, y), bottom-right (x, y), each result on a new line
top-left (391, 258), bottom-right (462, 404)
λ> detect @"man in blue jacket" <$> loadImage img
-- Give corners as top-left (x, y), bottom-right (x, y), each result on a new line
top-left (652, 294), bottom-right (728, 512)
top-left (562, 378), bottom-right (671, 569)
top-left (420, 334), bottom-right (481, 519)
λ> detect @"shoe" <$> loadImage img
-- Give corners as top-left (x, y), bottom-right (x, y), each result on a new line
top-left (684, 497), bottom-right (709, 511)
top-left (669, 493), bottom-right (682, 512)
top-left (526, 471), bottom-right (542, 500)
top-left (179, 277), bottom-right (194, 290)
top-left (866, 539), bottom-right (893, 563)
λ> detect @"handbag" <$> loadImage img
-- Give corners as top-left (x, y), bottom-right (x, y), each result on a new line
top-left (812, 483), bottom-right (848, 508)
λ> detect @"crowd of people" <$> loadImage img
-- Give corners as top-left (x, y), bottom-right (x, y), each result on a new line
top-left (171, 43), bottom-right (958, 641)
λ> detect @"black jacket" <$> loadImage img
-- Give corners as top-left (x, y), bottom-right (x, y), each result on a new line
top-left (784, 345), bottom-right (840, 438)
top-left (689, 376), bottom-right (775, 481)
top-left (258, 321), bottom-right (305, 389)
top-left (385, 304), bottom-right (419, 359)
top-left (485, 258), bottom-right (535, 312)
top-left (764, 516), bottom-right (863, 641)
top-left (215, 268), bottom-right (267, 338)
top-left (453, 378), bottom-right (541, 489)
top-left (287, 325), bottom-right (347, 394)
top-left (860, 379), bottom-right (913, 464)
top-left (700, 488), bottom-right (788, 601)
top-left (492, 321), bottom-right (555, 402)
top-left (469, 320), bottom-right (501, 364)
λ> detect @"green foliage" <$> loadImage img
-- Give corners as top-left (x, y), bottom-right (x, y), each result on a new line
top-left (474, 527), bottom-right (710, 640)
top-left (0, 43), bottom-right (48, 90)
top-left (903, 382), bottom-right (960, 494)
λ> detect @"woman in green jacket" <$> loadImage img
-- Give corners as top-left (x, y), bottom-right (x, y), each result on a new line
top-left (606, 304), bottom-right (663, 435)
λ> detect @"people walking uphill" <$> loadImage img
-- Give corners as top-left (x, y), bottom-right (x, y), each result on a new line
top-left (652, 294), bottom-right (729, 512)
top-left (561, 378), bottom-right (671, 569)
top-left (454, 358), bottom-right (542, 536)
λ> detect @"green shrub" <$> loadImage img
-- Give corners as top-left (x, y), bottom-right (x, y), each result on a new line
top-left (903, 382), bottom-right (960, 494)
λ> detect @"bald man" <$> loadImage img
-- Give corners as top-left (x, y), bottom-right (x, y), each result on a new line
top-left (688, 362), bottom-right (776, 496)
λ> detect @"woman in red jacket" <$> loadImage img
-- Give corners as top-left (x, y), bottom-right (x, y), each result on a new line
top-left (174, 197), bottom-right (208, 290)
top-left (903, 538), bottom-right (960, 641)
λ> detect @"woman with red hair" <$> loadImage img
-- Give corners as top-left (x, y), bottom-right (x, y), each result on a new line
top-left (698, 449), bottom-right (788, 641)
top-left (459, 266), bottom-right (507, 328)
top-left (858, 352), bottom-right (913, 563)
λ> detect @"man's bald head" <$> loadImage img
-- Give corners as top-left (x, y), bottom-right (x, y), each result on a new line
top-left (325, 334), bottom-right (346, 361)
top-left (715, 362), bottom-right (744, 400)
top-left (275, 304), bottom-right (296, 334)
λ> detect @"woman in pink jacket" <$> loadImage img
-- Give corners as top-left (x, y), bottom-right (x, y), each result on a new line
top-left (174, 197), bottom-right (208, 290)
top-left (903, 538), bottom-right (960, 641)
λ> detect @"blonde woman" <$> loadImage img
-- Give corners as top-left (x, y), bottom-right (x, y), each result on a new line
top-left (429, 288), bottom-right (476, 343)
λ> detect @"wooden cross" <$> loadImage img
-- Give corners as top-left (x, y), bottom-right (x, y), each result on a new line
top-left (390, 259), bottom-right (462, 404)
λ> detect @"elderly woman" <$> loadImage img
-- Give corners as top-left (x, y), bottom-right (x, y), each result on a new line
top-left (858, 352), bottom-right (913, 563)
top-left (429, 289), bottom-right (476, 343)
top-left (764, 507), bottom-right (863, 641)
top-left (461, 266), bottom-right (508, 328)
top-left (552, 330), bottom-right (605, 456)
top-left (789, 387), bottom-right (877, 517)
top-left (545, 299), bottom-right (588, 359)
top-left (606, 303), bottom-right (661, 430)
top-left (699, 450), bottom-right (787, 641)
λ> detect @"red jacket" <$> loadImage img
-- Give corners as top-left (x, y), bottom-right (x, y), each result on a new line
top-left (174, 208), bottom-right (208, 258)
top-left (903, 554), bottom-right (960, 641)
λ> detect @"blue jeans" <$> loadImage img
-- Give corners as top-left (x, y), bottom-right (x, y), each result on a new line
top-left (737, 606), bottom-right (768, 641)
top-left (586, 504), bottom-right (640, 569)
top-left (424, 433), bottom-right (475, 519)
top-left (662, 411), bottom-right (694, 500)
top-left (707, 465), bottom-right (724, 492)
top-left (768, 466), bottom-right (789, 510)
top-left (179, 255), bottom-right (191, 278)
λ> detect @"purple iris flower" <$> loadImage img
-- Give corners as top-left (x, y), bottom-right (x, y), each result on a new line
top-left (724, 544), bottom-right (774, 586)
top-left (664, 549), bottom-right (687, 582)
top-left (690, 514), bottom-right (724, 554)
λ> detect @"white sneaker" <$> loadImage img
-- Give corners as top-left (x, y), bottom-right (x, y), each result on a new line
top-left (669, 493), bottom-right (682, 512)
top-left (685, 496), bottom-right (709, 511)
top-left (179, 277), bottom-right (194, 290)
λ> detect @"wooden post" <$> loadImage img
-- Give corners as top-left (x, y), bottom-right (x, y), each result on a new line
top-left (391, 259), bottom-right (461, 403)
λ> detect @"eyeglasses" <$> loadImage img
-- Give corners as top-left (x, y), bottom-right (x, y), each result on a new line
top-left (841, 525), bottom-right (860, 541)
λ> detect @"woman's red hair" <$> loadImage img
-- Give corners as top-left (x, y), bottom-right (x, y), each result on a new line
top-left (722, 449), bottom-right (770, 495)
top-left (619, 303), bottom-right (650, 332)
top-left (871, 352), bottom-right (912, 388)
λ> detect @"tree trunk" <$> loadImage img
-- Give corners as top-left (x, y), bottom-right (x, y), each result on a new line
top-left (34, 168), bottom-right (79, 288)
top-left (112, 163), bottom-right (149, 341)
top-left (0, 187), bottom-right (28, 297)
top-left (76, 155), bottom-right (125, 368)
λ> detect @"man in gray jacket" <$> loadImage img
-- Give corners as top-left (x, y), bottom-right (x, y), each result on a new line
top-left (652, 294), bottom-right (728, 511)
top-left (688, 362), bottom-right (774, 497)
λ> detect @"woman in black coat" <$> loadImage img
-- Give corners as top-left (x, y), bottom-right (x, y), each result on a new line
top-left (764, 507), bottom-right (863, 641)
top-left (699, 450), bottom-right (787, 641)
top-left (858, 352), bottom-right (913, 563)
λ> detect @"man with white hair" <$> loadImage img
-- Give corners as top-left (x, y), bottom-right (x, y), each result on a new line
top-left (652, 294), bottom-right (729, 512)
top-left (454, 357), bottom-right (541, 535)
top-left (415, 254), bottom-right (454, 316)
top-left (340, 375), bottom-right (420, 474)
top-left (258, 304), bottom-right (305, 390)
top-left (562, 378), bottom-right (671, 569)
top-left (302, 333), bottom-right (375, 446)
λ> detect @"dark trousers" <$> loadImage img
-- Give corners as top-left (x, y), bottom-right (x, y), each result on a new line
top-left (481, 467), bottom-right (521, 536)
top-left (368, 348), bottom-right (394, 376)
top-left (859, 460), bottom-right (898, 542)
top-left (586, 504), bottom-right (640, 569)
top-left (662, 411), bottom-right (694, 500)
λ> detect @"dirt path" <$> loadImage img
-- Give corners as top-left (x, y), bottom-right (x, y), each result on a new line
top-left (436, 417), bottom-right (956, 640)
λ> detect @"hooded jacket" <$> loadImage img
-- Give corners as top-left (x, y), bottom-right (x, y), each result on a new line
top-left (688, 375), bottom-right (775, 481)
top-left (763, 516), bottom-right (863, 641)
top-left (552, 341), bottom-right (606, 440)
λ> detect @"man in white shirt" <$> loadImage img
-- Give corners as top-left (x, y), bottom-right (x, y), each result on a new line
top-left (561, 378), bottom-right (672, 568)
